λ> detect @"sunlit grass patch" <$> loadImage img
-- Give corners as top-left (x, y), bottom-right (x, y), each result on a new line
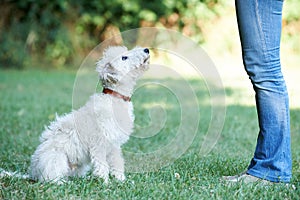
top-left (0, 70), bottom-right (299, 199)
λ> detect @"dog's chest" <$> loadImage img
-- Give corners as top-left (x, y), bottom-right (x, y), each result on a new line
top-left (92, 94), bottom-right (134, 145)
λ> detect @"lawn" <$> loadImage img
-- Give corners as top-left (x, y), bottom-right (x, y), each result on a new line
top-left (0, 69), bottom-right (299, 199)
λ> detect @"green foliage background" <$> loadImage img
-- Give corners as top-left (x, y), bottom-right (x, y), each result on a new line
top-left (0, 0), bottom-right (223, 69)
top-left (1, 0), bottom-right (299, 69)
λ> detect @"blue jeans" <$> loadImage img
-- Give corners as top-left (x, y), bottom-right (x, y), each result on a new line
top-left (235, 0), bottom-right (292, 182)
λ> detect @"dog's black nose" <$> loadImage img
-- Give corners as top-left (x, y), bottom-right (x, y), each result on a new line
top-left (144, 48), bottom-right (149, 54)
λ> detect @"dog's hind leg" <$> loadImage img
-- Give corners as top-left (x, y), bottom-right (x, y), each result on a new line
top-left (107, 147), bottom-right (125, 182)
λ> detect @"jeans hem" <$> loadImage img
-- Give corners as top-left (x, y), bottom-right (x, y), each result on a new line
top-left (247, 168), bottom-right (291, 183)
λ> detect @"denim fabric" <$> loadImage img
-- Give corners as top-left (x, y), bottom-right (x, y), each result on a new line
top-left (235, 0), bottom-right (292, 182)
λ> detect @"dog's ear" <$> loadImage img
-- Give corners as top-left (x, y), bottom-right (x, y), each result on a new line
top-left (96, 58), bottom-right (107, 78)
top-left (96, 46), bottom-right (127, 84)
top-left (100, 63), bottom-right (119, 84)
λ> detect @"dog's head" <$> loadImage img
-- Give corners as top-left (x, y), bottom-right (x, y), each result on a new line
top-left (96, 46), bottom-right (150, 89)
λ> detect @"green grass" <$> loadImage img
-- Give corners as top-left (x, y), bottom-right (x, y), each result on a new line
top-left (0, 70), bottom-right (299, 199)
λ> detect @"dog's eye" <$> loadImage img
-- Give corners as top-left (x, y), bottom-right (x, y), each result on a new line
top-left (122, 56), bottom-right (128, 61)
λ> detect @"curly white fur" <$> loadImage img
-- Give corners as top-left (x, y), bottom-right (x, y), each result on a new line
top-left (28, 46), bottom-right (150, 183)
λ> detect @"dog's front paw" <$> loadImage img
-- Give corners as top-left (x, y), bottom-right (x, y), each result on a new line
top-left (93, 166), bottom-right (109, 183)
top-left (112, 171), bottom-right (126, 182)
top-left (94, 172), bottom-right (109, 183)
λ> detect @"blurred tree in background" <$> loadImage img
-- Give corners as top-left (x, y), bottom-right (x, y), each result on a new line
top-left (0, 0), bottom-right (224, 69)
top-left (0, 0), bottom-right (299, 69)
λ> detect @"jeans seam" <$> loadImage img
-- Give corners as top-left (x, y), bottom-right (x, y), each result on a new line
top-left (255, 0), bottom-right (269, 62)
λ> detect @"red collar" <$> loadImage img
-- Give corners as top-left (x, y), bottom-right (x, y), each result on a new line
top-left (102, 88), bottom-right (131, 102)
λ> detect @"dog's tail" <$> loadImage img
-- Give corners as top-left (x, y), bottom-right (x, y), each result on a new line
top-left (0, 168), bottom-right (29, 179)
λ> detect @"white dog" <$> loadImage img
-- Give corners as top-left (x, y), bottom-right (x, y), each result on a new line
top-left (28, 46), bottom-right (150, 183)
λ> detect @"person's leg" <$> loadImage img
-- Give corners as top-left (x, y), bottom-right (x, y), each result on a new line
top-left (234, 0), bottom-right (292, 183)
